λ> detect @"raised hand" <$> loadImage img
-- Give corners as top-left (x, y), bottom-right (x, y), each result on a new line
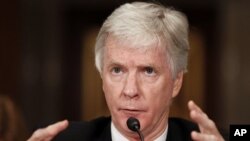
top-left (188, 100), bottom-right (224, 141)
top-left (27, 120), bottom-right (68, 141)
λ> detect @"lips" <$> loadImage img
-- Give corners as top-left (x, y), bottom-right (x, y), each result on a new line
top-left (122, 109), bottom-right (142, 112)
top-left (119, 108), bottom-right (146, 117)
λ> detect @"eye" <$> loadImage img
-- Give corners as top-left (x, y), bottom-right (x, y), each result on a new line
top-left (111, 67), bottom-right (123, 75)
top-left (144, 66), bottom-right (156, 76)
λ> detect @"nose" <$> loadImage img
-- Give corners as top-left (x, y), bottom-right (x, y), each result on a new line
top-left (122, 72), bottom-right (139, 98)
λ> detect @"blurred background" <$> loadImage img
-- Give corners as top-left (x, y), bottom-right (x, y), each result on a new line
top-left (1, 0), bottom-right (250, 136)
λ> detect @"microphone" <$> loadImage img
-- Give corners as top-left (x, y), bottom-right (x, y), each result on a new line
top-left (126, 117), bottom-right (144, 141)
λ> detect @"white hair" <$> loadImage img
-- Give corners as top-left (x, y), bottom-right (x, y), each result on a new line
top-left (95, 2), bottom-right (189, 78)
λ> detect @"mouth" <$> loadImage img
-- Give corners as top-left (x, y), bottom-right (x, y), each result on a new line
top-left (119, 108), bottom-right (145, 117)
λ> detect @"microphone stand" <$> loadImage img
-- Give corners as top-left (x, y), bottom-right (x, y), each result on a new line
top-left (127, 117), bottom-right (144, 141)
top-left (135, 128), bottom-right (144, 141)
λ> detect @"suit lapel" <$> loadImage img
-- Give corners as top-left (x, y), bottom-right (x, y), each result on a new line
top-left (166, 118), bottom-right (198, 141)
top-left (97, 121), bottom-right (112, 141)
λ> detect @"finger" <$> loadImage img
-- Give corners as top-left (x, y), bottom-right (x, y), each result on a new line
top-left (188, 101), bottom-right (225, 141)
top-left (188, 100), bottom-right (204, 115)
top-left (46, 120), bottom-right (69, 136)
top-left (28, 120), bottom-right (68, 141)
top-left (191, 131), bottom-right (217, 141)
top-left (190, 109), bottom-right (215, 131)
top-left (188, 101), bottom-right (213, 130)
top-left (188, 101), bottom-right (222, 137)
top-left (27, 120), bottom-right (68, 141)
top-left (189, 109), bottom-right (224, 141)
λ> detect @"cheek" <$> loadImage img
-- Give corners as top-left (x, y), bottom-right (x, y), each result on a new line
top-left (102, 82), bottom-right (116, 115)
top-left (102, 79), bottom-right (114, 101)
top-left (103, 76), bottom-right (122, 95)
top-left (148, 90), bottom-right (172, 111)
top-left (143, 78), bottom-right (174, 109)
top-left (102, 76), bottom-right (123, 107)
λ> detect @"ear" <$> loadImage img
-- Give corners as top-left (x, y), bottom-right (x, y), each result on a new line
top-left (172, 71), bottom-right (184, 98)
top-left (100, 72), bottom-right (103, 79)
top-left (99, 70), bottom-right (104, 79)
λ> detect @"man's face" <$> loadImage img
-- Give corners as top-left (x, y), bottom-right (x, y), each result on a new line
top-left (101, 37), bottom-right (183, 138)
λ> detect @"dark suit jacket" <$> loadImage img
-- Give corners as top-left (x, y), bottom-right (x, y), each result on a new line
top-left (53, 116), bottom-right (199, 141)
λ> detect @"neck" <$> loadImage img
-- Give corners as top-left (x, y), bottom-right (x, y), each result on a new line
top-left (142, 113), bottom-right (168, 141)
top-left (113, 113), bottom-right (169, 141)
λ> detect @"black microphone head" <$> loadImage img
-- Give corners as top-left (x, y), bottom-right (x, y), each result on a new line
top-left (126, 117), bottom-right (140, 132)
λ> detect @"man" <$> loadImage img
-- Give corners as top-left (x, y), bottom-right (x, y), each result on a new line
top-left (28, 2), bottom-right (225, 141)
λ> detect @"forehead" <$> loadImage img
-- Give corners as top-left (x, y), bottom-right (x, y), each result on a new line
top-left (103, 36), bottom-right (169, 67)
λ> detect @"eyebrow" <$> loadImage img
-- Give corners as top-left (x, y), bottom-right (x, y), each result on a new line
top-left (112, 61), bottom-right (161, 70)
top-left (105, 60), bottom-right (124, 68)
top-left (137, 64), bottom-right (161, 71)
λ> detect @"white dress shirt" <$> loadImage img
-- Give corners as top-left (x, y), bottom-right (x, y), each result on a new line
top-left (111, 122), bottom-right (168, 141)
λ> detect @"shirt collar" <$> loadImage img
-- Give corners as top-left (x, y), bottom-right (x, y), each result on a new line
top-left (111, 122), bottom-right (168, 141)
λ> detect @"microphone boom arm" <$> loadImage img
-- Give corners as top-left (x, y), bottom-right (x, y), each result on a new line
top-left (126, 117), bottom-right (144, 141)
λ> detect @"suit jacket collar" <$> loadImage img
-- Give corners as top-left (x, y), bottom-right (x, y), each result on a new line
top-left (94, 117), bottom-right (197, 141)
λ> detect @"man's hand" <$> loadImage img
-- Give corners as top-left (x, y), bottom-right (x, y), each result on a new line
top-left (27, 120), bottom-right (68, 141)
top-left (188, 100), bottom-right (224, 141)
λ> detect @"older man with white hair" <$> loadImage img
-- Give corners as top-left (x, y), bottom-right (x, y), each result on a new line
top-left (28, 2), bottom-right (225, 141)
